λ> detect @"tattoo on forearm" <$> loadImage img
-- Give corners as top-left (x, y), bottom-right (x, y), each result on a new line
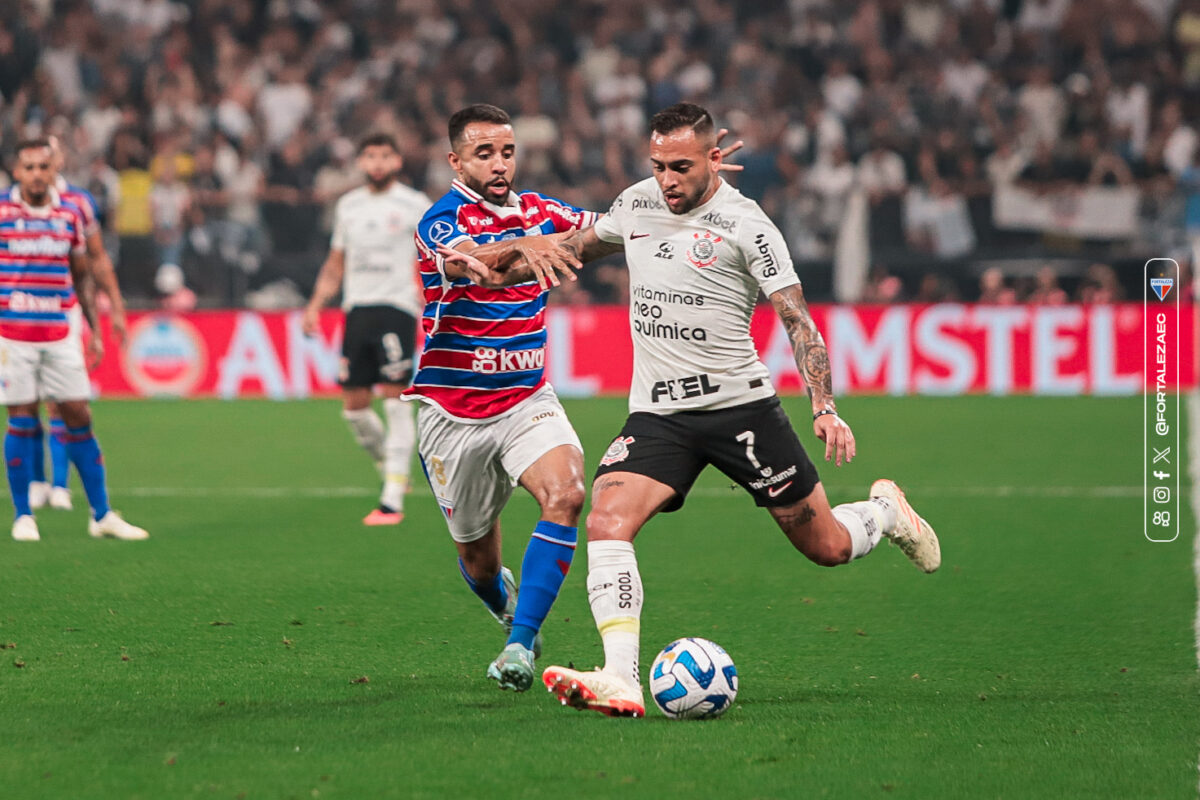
top-left (773, 288), bottom-right (834, 411)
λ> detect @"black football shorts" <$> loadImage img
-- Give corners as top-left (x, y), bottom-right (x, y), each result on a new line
top-left (340, 305), bottom-right (417, 388)
top-left (593, 396), bottom-right (820, 512)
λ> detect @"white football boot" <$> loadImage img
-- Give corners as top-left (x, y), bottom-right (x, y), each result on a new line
top-left (88, 511), bottom-right (149, 541)
top-left (542, 666), bottom-right (645, 718)
top-left (28, 481), bottom-right (50, 510)
top-left (870, 479), bottom-right (941, 572)
top-left (11, 515), bottom-right (40, 542)
top-left (48, 487), bottom-right (72, 511)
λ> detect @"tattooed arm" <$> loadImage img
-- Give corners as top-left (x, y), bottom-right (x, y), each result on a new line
top-left (769, 283), bottom-right (855, 466)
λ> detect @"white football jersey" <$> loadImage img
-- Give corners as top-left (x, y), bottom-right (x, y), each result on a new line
top-left (330, 182), bottom-right (431, 315)
top-left (595, 177), bottom-right (800, 414)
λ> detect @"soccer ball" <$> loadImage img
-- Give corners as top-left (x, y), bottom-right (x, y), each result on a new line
top-left (649, 637), bottom-right (738, 720)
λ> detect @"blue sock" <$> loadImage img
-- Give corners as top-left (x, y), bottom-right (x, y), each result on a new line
top-left (509, 521), bottom-right (578, 650)
top-left (31, 422), bottom-right (45, 483)
top-left (63, 424), bottom-right (109, 520)
top-left (458, 558), bottom-right (508, 617)
top-left (49, 417), bottom-right (69, 488)
top-left (5, 416), bottom-right (38, 518)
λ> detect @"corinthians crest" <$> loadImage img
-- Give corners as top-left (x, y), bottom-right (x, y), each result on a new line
top-left (687, 230), bottom-right (722, 268)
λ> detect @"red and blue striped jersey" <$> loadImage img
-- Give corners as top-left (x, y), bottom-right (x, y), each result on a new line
top-left (0, 187), bottom-right (85, 342)
top-left (56, 176), bottom-right (101, 237)
top-left (407, 179), bottom-right (599, 420)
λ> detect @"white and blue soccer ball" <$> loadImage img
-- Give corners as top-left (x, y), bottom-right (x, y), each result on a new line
top-left (649, 637), bottom-right (738, 720)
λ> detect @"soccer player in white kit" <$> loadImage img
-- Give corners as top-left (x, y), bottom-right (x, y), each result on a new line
top-left (303, 133), bottom-right (431, 525)
top-left (450, 103), bottom-right (942, 717)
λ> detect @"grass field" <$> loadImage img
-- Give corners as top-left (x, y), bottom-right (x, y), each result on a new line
top-left (0, 395), bottom-right (1196, 799)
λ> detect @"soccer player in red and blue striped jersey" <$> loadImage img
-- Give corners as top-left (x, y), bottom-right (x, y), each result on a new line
top-left (0, 139), bottom-right (146, 542)
top-left (404, 105), bottom-right (596, 692)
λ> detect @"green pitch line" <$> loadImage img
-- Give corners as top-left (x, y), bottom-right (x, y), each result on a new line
top-left (0, 396), bottom-right (1194, 799)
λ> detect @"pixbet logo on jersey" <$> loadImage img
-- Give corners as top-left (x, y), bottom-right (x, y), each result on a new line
top-left (470, 346), bottom-right (545, 373)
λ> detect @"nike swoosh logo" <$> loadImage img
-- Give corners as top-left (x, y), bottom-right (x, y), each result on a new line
top-left (767, 481), bottom-right (793, 498)
top-left (630, 233), bottom-right (650, 239)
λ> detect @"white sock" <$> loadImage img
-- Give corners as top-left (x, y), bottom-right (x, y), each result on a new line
top-left (586, 540), bottom-right (643, 688)
top-left (380, 398), bottom-right (414, 511)
top-left (832, 500), bottom-right (886, 559)
top-left (342, 407), bottom-right (385, 464)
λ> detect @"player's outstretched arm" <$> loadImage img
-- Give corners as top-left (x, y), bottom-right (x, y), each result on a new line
top-left (302, 249), bottom-right (345, 336)
top-left (769, 284), bottom-right (855, 466)
top-left (438, 234), bottom-right (588, 290)
top-left (556, 226), bottom-right (625, 264)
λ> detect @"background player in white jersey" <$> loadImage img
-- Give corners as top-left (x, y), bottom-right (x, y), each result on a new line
top-left (302, 133), bottom-right (431, 526)
top-left (445, 103), bottom-right (942, 717)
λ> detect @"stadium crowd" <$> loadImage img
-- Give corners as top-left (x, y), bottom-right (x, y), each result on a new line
top-left (0, 0), bottom-right (1196, 305)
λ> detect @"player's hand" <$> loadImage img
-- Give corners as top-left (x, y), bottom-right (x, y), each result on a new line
top-left (436, 244), bottom-right (494, 284)
top-left (514, 238), bottom-right (582, 290)
top-left (716, 127), bottom-right (744, 173)
top-left (110, 311), bottom-right (128, 348)
top-left (813, 413), bottom-right (855, 467)
top-left (301, 306), bottom-right (321, 337)
top-left (86, 336), bottom-right (104, 370)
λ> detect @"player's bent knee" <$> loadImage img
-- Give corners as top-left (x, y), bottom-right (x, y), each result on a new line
top-left (541, 481), bottom-right (585, 523)
top-left (586, 505), bottom-right (638, 541)
top-left (797, 531), bottom-right (852, 567)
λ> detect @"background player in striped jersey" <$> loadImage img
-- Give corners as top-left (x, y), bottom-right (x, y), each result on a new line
top-left (445, 103), bottom-right (940, 717)
top-left (1, 139), bottom-right (146, 542)
top-left (302, 133), bottom-right (431, 526)
top-left (25, 135), bottom-right (130, 513)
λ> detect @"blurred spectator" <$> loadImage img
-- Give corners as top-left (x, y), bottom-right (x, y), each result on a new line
top-left (1028, 265), bottom-right (1069, 304)
top-left (150, 158), bottom-right (190, 269)
top-left (978, 267), bottom-right (1018, 304)
top-left (1077, 263), bottom-right (1125, 303)
top-left (155, 262), bottom-right (197, 313)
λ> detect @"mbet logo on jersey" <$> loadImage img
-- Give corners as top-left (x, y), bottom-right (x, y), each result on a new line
top-left (1150, 277), bottom-right (1173, 302)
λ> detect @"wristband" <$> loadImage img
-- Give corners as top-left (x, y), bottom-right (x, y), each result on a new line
top-left (812, 409), bottom-right (838, 421)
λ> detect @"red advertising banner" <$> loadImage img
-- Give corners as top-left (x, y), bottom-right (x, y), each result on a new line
top-left (89, 304), bottom-right (1193, 399)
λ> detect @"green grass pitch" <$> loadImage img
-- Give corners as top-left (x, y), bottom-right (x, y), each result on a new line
top-left (0, 395), bottom-right (1196, 799)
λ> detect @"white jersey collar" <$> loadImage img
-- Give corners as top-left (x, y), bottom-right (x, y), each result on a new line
top-left (451, 179), bottom-right (521, 216)
top-left (8, 185), bottom-right (64, 215)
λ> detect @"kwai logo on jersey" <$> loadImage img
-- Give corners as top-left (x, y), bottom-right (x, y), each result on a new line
top-left (1150, 278), bottom-right (1173, 301)
top-left (600, 436), bottom-right (635, 466)
top-left (122, 315), bottom-right (207, 396)
top-left (470, 346), bottom-right (545, 373)
top-left (7, 291), bottom-right (63, 313)
top-left (687, 230), bottom-right (722, 268)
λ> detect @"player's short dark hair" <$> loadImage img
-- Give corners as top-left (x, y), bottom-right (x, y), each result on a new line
top-left (357, 132), bottom-right (399, 154)
top-left (448, 104), bottom-right (511, 148)
top-left (13, 138), bottom-right (52, 158)
top-left (649, 103), bottom-right (715, 140)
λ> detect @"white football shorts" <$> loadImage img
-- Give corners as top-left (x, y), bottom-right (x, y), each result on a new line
top-left (0, 334), bottom-right (92, 406)
top-left (416, 385), bottom-right (582, 543)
